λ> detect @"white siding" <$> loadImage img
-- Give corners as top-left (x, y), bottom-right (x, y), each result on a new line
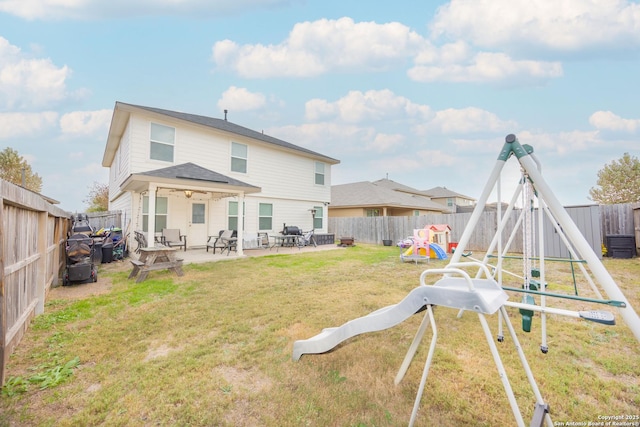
top-left (113, 110), bottom-right (335, 237)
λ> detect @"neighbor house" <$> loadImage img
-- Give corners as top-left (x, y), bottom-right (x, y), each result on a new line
top-left (102, 102), bottom-right (339, 254)
top-left (329, 178), bottom-right (449, 217)
top-left (423, 186), bottom-right (476, 213)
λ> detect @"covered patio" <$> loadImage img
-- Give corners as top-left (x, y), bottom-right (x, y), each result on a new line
top-left (121, 162), bottom-right (261, 256)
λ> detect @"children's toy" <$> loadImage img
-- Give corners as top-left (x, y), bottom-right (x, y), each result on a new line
top-left (399, 225), bottom-right (449, 262)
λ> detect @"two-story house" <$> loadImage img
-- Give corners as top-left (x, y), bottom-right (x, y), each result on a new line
top-left (102, 102), bottom-right (340, 254)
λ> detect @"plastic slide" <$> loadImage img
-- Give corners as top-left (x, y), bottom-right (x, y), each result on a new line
top-left (429, 243), bottom-right (447, 259)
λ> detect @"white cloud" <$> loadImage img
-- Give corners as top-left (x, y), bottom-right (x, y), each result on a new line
top-left (589, 111), bottom-right (640, 133)
top-left (370, 134), bottom-right (404, 153)
top-left (59, 109), bottom-right (112, 137)
top-left (0, 111), bottom-right (59, 139)
top-left (409, 51), bottom-right (563, 83)
top-left (213, 17), bottom-right (426, 78)
top-left (271, 122), bottom-right (376, 154)
top-left (305, 89), bottom-right (431, 123)
top-left (422, 107), bottom-right (517, 134)
top-left (0, 37), bottom-right (71, 109)
top-left (0, 0), bottom-right (293, 20)
top-left (217, 86), bottom-right (267, 112)
top-left (430, 0), bottom-right (640, 53)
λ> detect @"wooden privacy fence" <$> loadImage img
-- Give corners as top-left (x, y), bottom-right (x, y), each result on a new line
top-left (0, 180), bottom-right (70, 386)
top-left (329, 203), bottom-right (637, 258)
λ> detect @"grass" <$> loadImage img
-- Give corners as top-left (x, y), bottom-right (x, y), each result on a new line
top-left (1, 244), bottom-right (639, 426)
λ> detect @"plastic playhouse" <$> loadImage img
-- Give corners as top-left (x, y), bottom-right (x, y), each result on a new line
top-left (399, 224), bottom-right (450, 263)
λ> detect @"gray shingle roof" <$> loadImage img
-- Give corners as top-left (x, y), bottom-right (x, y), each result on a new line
top-left (372, 178), bottom-right (433, 197)
top-left (331, 180), bottom-right (448, 212)
top-left (423, 186), bottom-right (475, 200)
top-left (118, 102), bottom-right (339, 164)
top-left (140, 162), bottom-right (259, 189)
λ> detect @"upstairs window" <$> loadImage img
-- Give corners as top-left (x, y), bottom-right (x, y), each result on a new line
top-left (150, 123), bottom-right (175, 162)
top-left (366, 209), bottom-right (380, 217)
top-left (315, 162), bottom-right (325, 185)
top-left (231, 142), bottom-right (247, 173)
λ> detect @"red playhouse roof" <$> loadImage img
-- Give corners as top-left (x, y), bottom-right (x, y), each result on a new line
top-left (428, 224), bottom-right (451, 232)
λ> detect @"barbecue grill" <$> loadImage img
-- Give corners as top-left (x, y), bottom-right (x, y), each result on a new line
top-left (282, 225), bottom-right (302, 236)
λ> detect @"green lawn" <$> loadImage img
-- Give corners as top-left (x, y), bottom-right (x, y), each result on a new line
top-left (1, 244), bottom-right (639, 426)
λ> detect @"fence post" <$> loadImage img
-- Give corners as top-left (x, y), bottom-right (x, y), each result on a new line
top-left (36, 211), bottom-right (47, 315)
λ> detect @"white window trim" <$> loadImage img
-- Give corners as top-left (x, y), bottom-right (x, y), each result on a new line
top-left (231, 142), bottom-right (248, 174)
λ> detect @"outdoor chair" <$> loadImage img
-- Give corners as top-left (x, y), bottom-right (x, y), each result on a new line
top-left (206, 230), bottom-right (237, 254)
top-left (301, 230), bottom-right (317, 247)
top-left (257, 232), bottom-right (271, 249)
top-left (161, 228), bottom-right (187, 251)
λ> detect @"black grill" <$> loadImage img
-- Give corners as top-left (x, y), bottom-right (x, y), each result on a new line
top-left (283, 225), bottom-right (302, 235)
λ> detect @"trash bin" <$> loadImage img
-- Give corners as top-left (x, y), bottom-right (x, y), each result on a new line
top-left (92, 238), bottom-right (103, 264)
top-left (605, 235), bottom-right (636, 258)
top-left (102, 241), bottom-right (113, 263)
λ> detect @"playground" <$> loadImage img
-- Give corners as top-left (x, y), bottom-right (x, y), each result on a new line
top-left (294, 135), bottom-right (640, 427)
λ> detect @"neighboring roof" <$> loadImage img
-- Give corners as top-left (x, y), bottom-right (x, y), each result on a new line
top-left (331, 181), bottom-right (448, 212)
top-left (423, 186), bottom-right (475, 201)
top-left (372, 178), bottom-right (433, 197)
top-left (121, 162), bottom-right (261, 195)
top-left (103, 102), bottom-right (340, 166)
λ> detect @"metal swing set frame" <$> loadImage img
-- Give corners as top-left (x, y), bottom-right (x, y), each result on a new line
top-left (293, 134), bottom-right (640, 427)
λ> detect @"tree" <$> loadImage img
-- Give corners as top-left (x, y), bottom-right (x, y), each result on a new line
top-left (84, 181), bottom-right (109, 212)
top-left (589, 152), bottom-right (640, 204)
top-left (0, 147), bottom-right (43, 192)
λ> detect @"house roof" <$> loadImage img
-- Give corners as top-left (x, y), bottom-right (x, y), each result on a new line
top-left (121, 162), bottom-right (261, 195)
top-left (331, 180), bottom-right (448, 212)
top-left (102, 102), bottom-right (340, 167)
top-left (372, 178), bottom-right (433, 197)
top-left (423, 186), bottom-right (475, 201)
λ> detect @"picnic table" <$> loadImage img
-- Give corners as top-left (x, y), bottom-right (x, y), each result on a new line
top-left (128, 246), bottom-right (184, 283)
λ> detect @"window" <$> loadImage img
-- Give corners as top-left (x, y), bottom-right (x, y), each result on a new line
top-left (192, 203), bottom-right (205, 224)
top-left (315, 162), bottom-right (325, 185)
top-left (259, 203), bottom-right (273, 230)
top-left (414, 210), bottom-right (420, 216)
top-left (228, 201), bottom-right (238, 230)
top-left (447, 198), bottom-right (454, 207)
top-left (231, 142), bottom-right (247, 173)
top-left (142, 196), bottom-right (168, 233)
top-left (366, 209), bottom-right (380, 217)
top-left (150, 123), bottom-right (175, 162)
top-left (313, 206), bottom-right (323, 229)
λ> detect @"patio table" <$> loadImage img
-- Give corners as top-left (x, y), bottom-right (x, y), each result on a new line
top-left (128, 246), bottom-right (184, 283)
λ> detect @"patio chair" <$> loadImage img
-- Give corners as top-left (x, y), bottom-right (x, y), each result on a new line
top-left (257, 232), bottom-right (271, 249)
top-left (206, 230), bottom-right (237, 254)
top-left (161, 228), bottom-right (187, 251)
top-left (300, 230), bottom-right (317, 247)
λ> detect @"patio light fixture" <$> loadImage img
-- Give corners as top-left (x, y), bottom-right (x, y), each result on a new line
top-left (184, 190), bottom-right (193, 198)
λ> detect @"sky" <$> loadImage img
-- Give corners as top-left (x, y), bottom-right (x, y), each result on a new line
top-left (0, 0), bottom-right (639, 213)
